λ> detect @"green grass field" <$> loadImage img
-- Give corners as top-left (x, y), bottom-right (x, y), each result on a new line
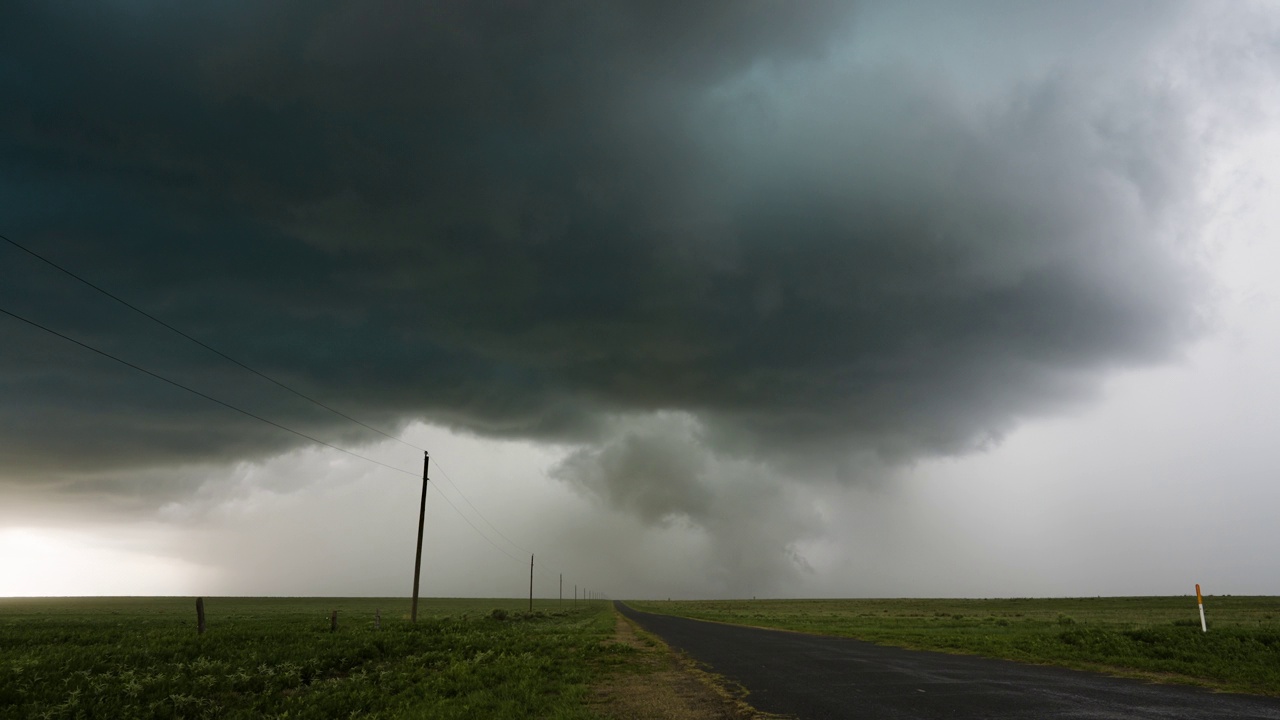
top-left (627, 596), bottom-right (1280, 696)
top-left (12, 595), bottom-right (1278, 717)
top-left (0, 596), bottom-right (621, 719)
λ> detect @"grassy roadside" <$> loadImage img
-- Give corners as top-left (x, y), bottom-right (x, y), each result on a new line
top-left (0, 596), bottom-right (616, 719)
top-left (626, 596), bottom-right (1280, 697)
top-left (589, 607), bottom-right (766, 720)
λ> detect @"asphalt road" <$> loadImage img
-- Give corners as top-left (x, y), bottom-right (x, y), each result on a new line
top-left (616, 602), bottom-right (1280, 720)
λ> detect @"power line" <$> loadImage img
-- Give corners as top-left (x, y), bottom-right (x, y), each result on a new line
top-left (426, 481), bottom-right (525, 565)
top-left (0, 305), bottom-right (421, 477)
top-left (2, 302), bottom-right (537, 566)
top-left (430, 458), bottom-right (531, 555)
top-left (3, 302), bottom-right (544, 572)
top-left (1, 235), bottom-right (569, 580)
top-left (431, 457), bottom-right (568, 576)
top-left (0, 232), bottom-right (426, 453)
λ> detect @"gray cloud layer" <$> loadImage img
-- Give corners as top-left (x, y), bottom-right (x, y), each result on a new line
top-left (0, 0), bottom-right (1227, 553)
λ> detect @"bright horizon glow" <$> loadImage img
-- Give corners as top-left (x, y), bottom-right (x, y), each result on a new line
top-left (0, 527), bottom-right (213, 597)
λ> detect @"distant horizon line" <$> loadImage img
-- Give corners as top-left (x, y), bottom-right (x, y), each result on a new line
top-left (0, 593), bottom-right (1244, 600)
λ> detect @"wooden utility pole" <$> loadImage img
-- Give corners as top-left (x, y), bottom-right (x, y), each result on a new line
top-left (529, 554), bottom-right (534, 613)
top-left (195, 597), bottom-right (206, 634)
top-left (411, 450), bottom-right (430, 623)
top-left (559, 573), bottom-right (563, 609)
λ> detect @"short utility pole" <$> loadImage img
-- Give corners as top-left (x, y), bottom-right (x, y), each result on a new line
top-left (1197, 583), bottom-right (1208, 633)
top-left (411, 450), bottom-right (430, 623)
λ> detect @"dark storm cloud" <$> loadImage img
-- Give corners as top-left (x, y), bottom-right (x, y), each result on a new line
top-left (554, 415), bottom-right (713, 525)
top-left (1, 0), bottom-right (1210, 511)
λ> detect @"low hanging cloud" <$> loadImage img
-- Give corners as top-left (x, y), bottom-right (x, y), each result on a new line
top-left (0, 0), bottom-right (1260, 565)
top-left (554, 415), bottom-right (714, 526)
top-left (551, 414), bottom-right (825, 594)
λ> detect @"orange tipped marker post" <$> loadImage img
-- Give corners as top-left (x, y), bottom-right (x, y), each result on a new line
top-left (1196, 583), bottom-right (1207, 633)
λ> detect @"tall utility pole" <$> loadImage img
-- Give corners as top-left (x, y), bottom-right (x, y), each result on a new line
top-left (411, 450), bottom-right (430, 623)
top-left (529, 554), bottom-right (535, 613)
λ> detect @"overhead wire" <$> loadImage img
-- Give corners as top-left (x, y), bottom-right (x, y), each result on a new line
top-left (3, 233), bottom-right (538, 560)
top-left (0, 232), bottom-right (426, 453)
top-left (0, 305), bottom-right (421, 477)
top-left (2, 233), bottom-right (572, 583)
top-left (430, 458), bottom-right (533, 557)
top-left (0, 303), bottom-right (530, 569)
top-left (431, 457), bottom-right (570, 577)
top-left (421, 477), bottom-right (526, 565)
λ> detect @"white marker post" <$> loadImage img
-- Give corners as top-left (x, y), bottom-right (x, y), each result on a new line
top-left (1196, 583), bottom-right (1207, 633)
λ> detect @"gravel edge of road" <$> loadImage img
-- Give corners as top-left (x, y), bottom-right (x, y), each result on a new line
top-left (607, 602), bottom-right (786, 719)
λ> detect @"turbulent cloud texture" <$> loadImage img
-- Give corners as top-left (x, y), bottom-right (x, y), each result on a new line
top-left (0, 0), bottom-right (1231, 556)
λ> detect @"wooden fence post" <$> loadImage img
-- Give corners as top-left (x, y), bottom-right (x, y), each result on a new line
top-left (375, 609), bottom-right (381, 630)
top-left (330, 610), bottom-right (338, 633)
top-left (196, 597), bottom-right (206, 634)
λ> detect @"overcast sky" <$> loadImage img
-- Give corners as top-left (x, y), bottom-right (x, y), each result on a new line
top-left (2, 1), bottom-right (1279, 599)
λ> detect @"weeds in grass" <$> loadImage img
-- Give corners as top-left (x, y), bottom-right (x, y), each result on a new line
top-left (0, 597), bottom-right (615, 719)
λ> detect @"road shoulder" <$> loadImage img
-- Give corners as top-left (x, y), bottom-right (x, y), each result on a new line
top-left (589, 604), bottom-right (778, 719)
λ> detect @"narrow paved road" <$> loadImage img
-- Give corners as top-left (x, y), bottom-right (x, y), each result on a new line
top-left (617, 602), bottom-right (1280, 720)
